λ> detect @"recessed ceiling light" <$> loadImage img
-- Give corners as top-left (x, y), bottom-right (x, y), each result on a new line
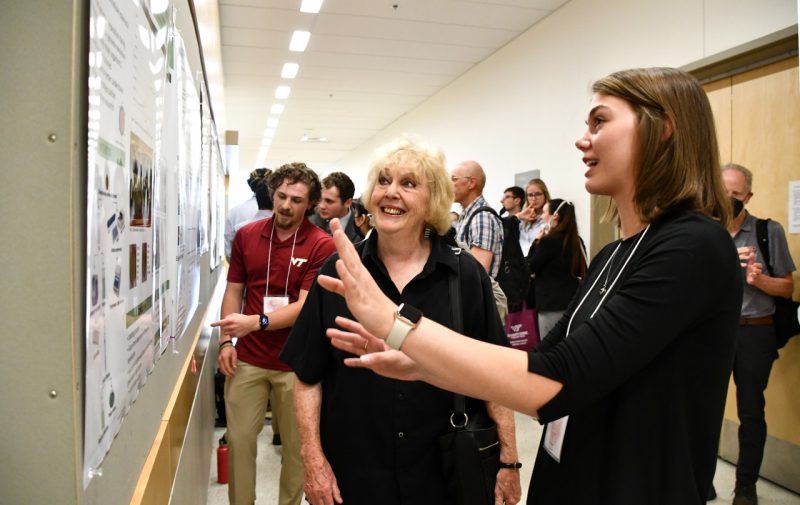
top-left (300, 0), bottom-right (324, 14)
top-left (264, 128), bottom-right (277, 137)
top-left (300, 133), bottom-right (329, 143)
top-left (270, 104), bottom-right (285, 115)
top-left (260, 138), bottom-right (272, 147)
top-left (267, 117), bottom-right (279, 128)
top-left (275, 86), bottom-right (291, 99)
top-left (281, 62), bottom-right (299, 79)
top-left (289, 31), bottom-right (311, 52)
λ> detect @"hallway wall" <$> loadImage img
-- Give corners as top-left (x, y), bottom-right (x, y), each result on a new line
top-left (336, 0), bottom-right (797, 248)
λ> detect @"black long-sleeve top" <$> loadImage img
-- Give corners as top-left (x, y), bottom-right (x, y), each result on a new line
top-left (526, 234), bottom-right (581, 311)
top-left (526, 211), bottom-right (742, 505)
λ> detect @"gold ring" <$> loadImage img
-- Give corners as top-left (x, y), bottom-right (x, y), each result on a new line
top-left (363, 341), bottom-right (368, 353)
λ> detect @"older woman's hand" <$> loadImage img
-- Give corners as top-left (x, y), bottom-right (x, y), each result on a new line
top-left (317, 218), bottom-right (397, 340)
top-left (327, 316), bottom-right (422, 381)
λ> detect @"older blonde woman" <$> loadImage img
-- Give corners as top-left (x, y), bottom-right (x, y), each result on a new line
top-left (281, 137), bottom-right (521, 505)
top-left (321, 69), bottom-right (741, 505)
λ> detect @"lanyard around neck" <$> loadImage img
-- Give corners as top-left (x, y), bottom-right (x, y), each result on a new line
top-left (266, 222), bottom-right (299, 298)
top-left (565, 224), bottom-right (651, 336)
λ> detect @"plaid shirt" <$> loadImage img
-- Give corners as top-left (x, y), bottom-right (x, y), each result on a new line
top-left (456, 195), bottom-right (504, 278)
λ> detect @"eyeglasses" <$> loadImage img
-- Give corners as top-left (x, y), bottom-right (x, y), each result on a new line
top-left (450, 176), bottom-right (472, 182)
top-left (527, 192), bottom-right (544, 198)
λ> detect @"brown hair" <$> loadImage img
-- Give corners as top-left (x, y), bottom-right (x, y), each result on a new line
top-left (592, 67), bottom-right (730, 227)
top-left (268, 162), bottom-right (322, 216)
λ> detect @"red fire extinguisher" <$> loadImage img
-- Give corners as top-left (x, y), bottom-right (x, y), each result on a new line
top-left (217, 436), bottom-right (229, 484)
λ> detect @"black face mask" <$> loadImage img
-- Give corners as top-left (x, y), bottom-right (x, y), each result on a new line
top-left (731, 197), bottom-right (745, 217)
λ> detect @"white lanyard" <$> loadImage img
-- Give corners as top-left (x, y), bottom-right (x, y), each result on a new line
top-left (266, 222), bottom-right (299, 298)
top-left (566, 224), bottom-right (650, 335)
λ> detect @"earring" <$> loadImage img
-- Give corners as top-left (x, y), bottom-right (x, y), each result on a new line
top-left (423, 226), bottom-right (432, 239)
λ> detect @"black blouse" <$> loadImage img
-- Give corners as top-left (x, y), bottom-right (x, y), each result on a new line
top-left (281, 232), bottom-right (507, 505)
top-left (526, 234), bottom-right (581, 311)
top-left (526, 211), bottom-right (742, 505)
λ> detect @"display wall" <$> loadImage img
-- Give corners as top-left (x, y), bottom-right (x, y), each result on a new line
top-left (0, 1), bottom-right (225, 504)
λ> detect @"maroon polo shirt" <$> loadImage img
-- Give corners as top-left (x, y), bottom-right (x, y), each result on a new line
top-left (228, 216), bottom-right (335, 371)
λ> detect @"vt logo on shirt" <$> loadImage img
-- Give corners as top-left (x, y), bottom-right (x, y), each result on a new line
top-left (291, 257), bottom-right (309, 267)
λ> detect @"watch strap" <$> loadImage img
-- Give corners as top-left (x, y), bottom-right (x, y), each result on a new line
top-left (386, 316), bottom-right (412, 350)
top-left (385, 304), bottom-right (420, 350)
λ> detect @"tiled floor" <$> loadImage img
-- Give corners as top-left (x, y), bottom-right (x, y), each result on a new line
top-left (208, 413), bottom-right (800, 504)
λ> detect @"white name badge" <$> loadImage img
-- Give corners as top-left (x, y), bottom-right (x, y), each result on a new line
top-left (543, 415), bottom-right (568, 462)
top-left (264, 296), bottom-right (289, 314)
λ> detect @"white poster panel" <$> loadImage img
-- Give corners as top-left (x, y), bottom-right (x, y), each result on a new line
top-left (84, 0), bottom-right (173, 486)
top-left (173, 45), bottom-right (201, 339)
top-left (789, 181), bottom-right (800, 234)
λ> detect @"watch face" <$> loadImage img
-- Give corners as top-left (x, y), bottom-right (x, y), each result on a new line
top-left (260, 314), bottom-right (269, 329)
top-left (398, 303), bottom-right (423, 324)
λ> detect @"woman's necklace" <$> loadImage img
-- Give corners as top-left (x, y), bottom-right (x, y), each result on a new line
top-left (565, 224), bottom-right (651, 336)
top-left (598, 243), bottom-right (622, 295)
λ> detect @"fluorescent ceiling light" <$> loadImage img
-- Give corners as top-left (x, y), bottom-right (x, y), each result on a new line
top-left (300, 0), bottom-right (324, 13)
top-left (289, 31), bottom-right (311, 52)
top-left (267, 117), bottom-right (279, 128)
top-left (270, 103), bottom-right (285, 115)
top-left (264, 128), bottom-right (277, 137)
top-left (281, 62), bottom-right (299, 79)
top-left (275, 86), bottom-right (291, 99)
top-left (260, 138), bottom-right (272, 147)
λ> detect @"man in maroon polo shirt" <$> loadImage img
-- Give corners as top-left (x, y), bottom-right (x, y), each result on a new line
top-left (212, 163), bottom-right (335, 505)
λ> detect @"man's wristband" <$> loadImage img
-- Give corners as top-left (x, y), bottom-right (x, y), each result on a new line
top-left (219, 340), bottom-right (234, 351)
top-left (498, 461), bottom-right (522, 469)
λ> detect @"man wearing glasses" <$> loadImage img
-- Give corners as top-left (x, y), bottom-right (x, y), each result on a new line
top-left (451, 160), bottom-right (504, 278)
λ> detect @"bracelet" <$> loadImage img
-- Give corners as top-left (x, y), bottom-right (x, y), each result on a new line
top-left (219, 340), bottom-right (234, 351)
top-left (498, 461), bottom-right (522, 469)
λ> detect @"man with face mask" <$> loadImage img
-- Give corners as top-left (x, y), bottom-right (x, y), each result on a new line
top-left (717, 163), bottom-right (795, 505)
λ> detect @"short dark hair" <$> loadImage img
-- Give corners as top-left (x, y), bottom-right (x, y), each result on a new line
top-left (253, 177), bottom-right (273, 210)
top-left (247, 167), bottom-right (270, 192)
top-left (504, 186), bottom-right (525, 203)
top-left (268, 162), bottom-right (322, 215)
top-left (322, 172), bottom-right (355, 202)
top-left (351, 198), bottom-right (368, 219)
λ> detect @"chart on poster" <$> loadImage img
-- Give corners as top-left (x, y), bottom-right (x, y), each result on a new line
top-left (84, 0), bottom-right (206, 487)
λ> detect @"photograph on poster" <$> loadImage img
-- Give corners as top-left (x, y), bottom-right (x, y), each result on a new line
top-left (129, 133), bottom-right (153, 228)
top-left (129, 243), bottom-right (137, 289)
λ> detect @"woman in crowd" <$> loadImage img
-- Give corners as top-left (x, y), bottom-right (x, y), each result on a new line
top-left (320, 67), bottom-right (742, 505)
top-left (526, 198), bottom-right (586, 337)
top-left (516, 178), bottom-right (550, 255)
top-left (349, 198), bottom-right (373, 240)
top-left (281, 137), bottom-right (521, 505)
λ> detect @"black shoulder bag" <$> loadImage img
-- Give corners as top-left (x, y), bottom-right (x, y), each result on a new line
top-left (437, 250), bottom-right (501, 505)
top-left (755, 218), bottom-right (800, 349)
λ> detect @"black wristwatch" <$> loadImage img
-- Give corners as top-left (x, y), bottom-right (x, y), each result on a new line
top-left (499, 461), bottom-right (522, 469)
top-left (259, 313), bottom-right (269, 331)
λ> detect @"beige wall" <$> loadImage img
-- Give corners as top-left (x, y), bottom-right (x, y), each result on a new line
top-left (337, 0), bottom-right (797, 250)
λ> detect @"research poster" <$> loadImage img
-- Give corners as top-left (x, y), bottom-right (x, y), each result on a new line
top-left (83, 0), bottom-right (204, 486)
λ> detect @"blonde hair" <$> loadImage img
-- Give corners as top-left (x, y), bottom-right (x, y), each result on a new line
top-left (362, 136), bottom-right (454, 235)
top-left (592, 68), bottom-right (730, 227)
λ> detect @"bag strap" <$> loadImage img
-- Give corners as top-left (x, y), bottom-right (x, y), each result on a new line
top-left (448, 249), bottom-right (467, 427)
top-left (755, 218), bottom-right (776, 276)
top-left (462, 205), bottom-right (500, 243)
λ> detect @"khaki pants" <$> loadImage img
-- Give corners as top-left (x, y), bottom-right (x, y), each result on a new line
top-left (225, 361), bottom-right (303, 505)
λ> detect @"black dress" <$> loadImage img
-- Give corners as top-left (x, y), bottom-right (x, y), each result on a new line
top-left (281, 232), bottom-right (507, 505)
top-left (526, 211), bottom-right (742, 505)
